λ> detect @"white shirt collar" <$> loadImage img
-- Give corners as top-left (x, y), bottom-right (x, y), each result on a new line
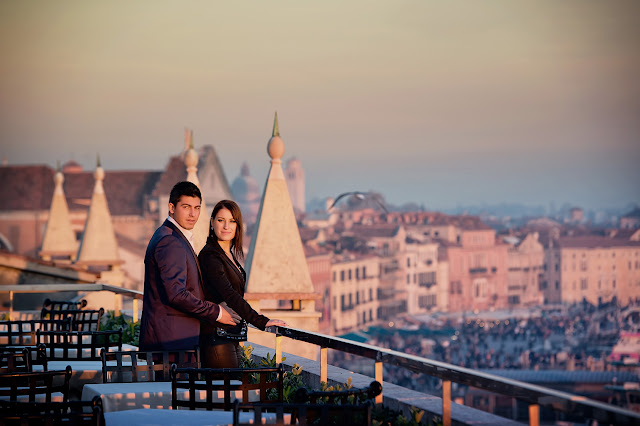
top-left (167, 215), bottom-right (195, 251)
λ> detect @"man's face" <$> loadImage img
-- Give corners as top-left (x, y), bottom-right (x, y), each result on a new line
top-left (168, 195), bottom-right (201, 230)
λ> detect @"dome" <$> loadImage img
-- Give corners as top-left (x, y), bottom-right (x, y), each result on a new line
top-left (231, 163), bottom-right (260, 203)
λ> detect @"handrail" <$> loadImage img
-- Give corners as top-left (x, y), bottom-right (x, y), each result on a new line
top-left (265, 325), bottom-right (640, 426)
top-left (0, 284), bottom-right (143, 322)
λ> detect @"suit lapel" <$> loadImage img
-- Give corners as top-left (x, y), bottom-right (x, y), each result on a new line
top-left (163, 219), bottom-right (204, 286)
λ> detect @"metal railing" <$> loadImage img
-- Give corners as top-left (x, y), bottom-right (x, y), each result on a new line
top-left (1, 284), bottom-right (143, 322)
top-left (265, 325), bottom-right (640, 426)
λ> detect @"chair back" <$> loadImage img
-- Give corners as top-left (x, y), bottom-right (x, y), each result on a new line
top-left (0, 319), bottom-right (73, 347)
top-left (233, 400), bottom-right (373, 425)
top-left (0, 344), bottom-right (48, 372)
top-left (41, 308), bottom-right (104, 332)
top-left (42, 298), bottom-right (88, 312)
top-left (170, 364), bottom-right (284, 411)
top-left (0, 347), bottom-right (31, 373)
top-left (0, 395), bottom-right (103, 426)
top-left (37, 329), bottom-right (122, 361)
top-left (102, 348), bottom-right (200, 383)
top-left (0, 365), bottom-right (71, 403)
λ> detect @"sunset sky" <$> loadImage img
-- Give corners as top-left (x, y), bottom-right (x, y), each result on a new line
top-left (1, 1), bottom-right (638, 211)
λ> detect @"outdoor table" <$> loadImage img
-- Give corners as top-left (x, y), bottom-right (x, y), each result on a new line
top-left (82, 380), bottom-right (260, 413)
top-left (31, 344), bottom-right (138, 392)
top-left (104, 408), bottom-right (281, 426)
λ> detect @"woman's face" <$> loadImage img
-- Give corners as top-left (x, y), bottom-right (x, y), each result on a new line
top-left (211, 207), bottom-right (237, 243)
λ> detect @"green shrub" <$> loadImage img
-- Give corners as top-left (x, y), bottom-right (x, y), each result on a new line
top-left (99, 310), bottom-right (139, 346)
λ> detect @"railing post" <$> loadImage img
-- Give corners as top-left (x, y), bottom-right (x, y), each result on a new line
top-left (375, 360), bottom-right (383, 404)
top-left (529, 404), bottom-right (539, 426)
top-left (275, 334), bottom-right (282, 365)
top-left (9, 290), bottom-right (14, 320)
top-left (133, 299), bottom-right (139, 323)
top-left (320, 347), bottom-right (327, 383)
top-left (442, 379), bottom-right (451, 426)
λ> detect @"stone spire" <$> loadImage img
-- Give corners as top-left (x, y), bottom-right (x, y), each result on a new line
top-left (184, 129), bottom-right (208, 253)
top-left (76, 156), bottom-right (121, 268)
top-left (40, 163), bottom-right (78, 261)
top-left (244, 113), bottom-right (319, 360)
top-left (245, 113), bottom-right (315, 295)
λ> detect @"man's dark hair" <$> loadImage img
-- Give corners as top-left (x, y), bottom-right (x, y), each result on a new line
top-left (169, 181), bottom-right (202, 206)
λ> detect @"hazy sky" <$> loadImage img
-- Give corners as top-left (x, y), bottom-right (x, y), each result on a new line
top-left (1, 1), bottom-right (639, 211)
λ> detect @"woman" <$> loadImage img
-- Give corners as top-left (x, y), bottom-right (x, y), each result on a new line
top-left (198, 200), bottom-right (288, 368)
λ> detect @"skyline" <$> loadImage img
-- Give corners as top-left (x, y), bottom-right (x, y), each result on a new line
top-left (1, 1), bottom-right (639, 211)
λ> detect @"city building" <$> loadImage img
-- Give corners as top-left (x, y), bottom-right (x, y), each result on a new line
top-left (284, 157), bottom-right (305, 215)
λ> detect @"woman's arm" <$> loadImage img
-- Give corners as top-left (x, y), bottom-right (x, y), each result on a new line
top-left (199, 251), bottom-right (270, 330)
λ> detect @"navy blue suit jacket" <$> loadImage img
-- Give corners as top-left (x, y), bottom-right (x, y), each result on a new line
top-left (139, 219), bottom-right (220, 351)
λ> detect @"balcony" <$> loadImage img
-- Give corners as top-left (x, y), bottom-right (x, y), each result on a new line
top-left (2, 284), bottom-right (639, 425)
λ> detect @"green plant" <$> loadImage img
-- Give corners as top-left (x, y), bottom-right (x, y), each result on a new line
top-left (99, 310), bottom-right (139, 346)
top-left (240, 345), bottom-right (308, 402)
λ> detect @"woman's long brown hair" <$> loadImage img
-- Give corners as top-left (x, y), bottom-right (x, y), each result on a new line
top-left (209, 199), bottom-right (244, 261)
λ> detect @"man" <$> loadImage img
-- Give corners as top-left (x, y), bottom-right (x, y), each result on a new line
top-left (139, 181), bottom-right (238, 351)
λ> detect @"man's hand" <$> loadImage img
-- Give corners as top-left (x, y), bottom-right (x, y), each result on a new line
top-left (219, 302), bottom-right (241, 324)
top-left (266, 319), bottom-right (288, 327)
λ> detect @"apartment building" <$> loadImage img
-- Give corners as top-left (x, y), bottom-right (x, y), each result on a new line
top-left (506, 232), bottom-right (545, 307)
top-left (543, 231), bottom-right (640, 305)
top-left (330, 255), bottom-right (380, 335)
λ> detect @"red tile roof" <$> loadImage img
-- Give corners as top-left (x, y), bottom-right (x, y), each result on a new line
top-left (0, 165), bottom-right (55, 210)
top-left (0, 165), bottom-right (161, 216)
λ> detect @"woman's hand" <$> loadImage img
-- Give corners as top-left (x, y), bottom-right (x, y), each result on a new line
top-left (266, 319), bottom-right (289, 327)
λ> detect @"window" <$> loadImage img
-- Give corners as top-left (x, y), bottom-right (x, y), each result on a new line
top-left (369, 288), bottom-right (373, 301)
top-left (332, 271), bottom-right (336, 282)
top-left (362, 266), bottom-right (367, 278)
top-left (340, 271), bottom-right (345, 281)
top-left (348, 269), bottom-right (352, 280)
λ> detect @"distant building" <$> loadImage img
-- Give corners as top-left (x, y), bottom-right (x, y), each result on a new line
top-left (230, 162), bottom-right (261, 225)
top-left (505, 233), bottom-right (545, 307)
top-left (284, 157), bottom-right (305, 215)
top-left (620, 207), bottom-right (640, 229)
top-left (330, 254), bottom-right (380, 335)
top-left (543, 231), bottom-right (640, 305)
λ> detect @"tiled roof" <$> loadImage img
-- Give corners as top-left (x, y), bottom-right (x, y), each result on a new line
top-left (557, 236), bottom-right (640, 249)
top-left (151, 156), bottom-right (187, 199)
top-left (0, 165), bottom-right (161, 216)
top-left (0, 165), bottom-right (55, 210)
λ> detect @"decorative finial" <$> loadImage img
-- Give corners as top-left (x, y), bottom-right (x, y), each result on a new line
top-left (267, 113), bottom-right (284, 161)
top-left (189, 129), bottom-right (194, 149)
top-left (56, 160), bottom-right (61, 172)
top-left (96, 154), bottom-right (101, 168)
top-left (272, 112), bottom-right (279, 137)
